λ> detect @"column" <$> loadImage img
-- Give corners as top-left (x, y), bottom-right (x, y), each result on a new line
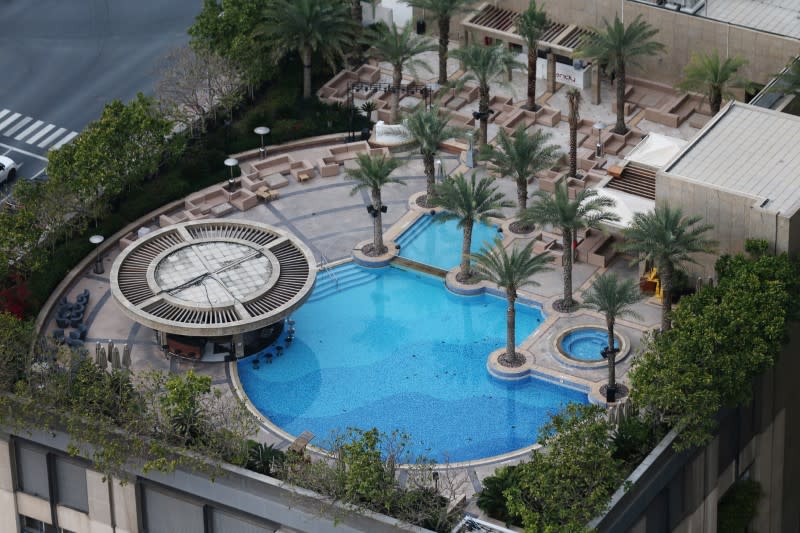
top-left (0, 438), bottom-right (18, 533)
top-left (592, 63), bottom-right (601, 105)
top-left (547, 52), bottom-right (557, 94)
top-left (233, 333), bottom-right (245, 358)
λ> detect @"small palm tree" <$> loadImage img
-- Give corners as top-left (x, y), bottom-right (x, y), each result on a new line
top-left (522, 182), bottom-right (619, 312)
top-left (432, 173), bottom-right (512, 279)
top-left (451, 43), bottom-right (524, 147)
top-left (404, 105), bottom-right (463, 203)
top-left (346, 152), bottom-right (404, 255)
top-left (581, 273), bottom-right (642, 397)
top-left (576, 14), bottom-right (665, 135)
top-left (472, 238), bottom-right (553, 367)
top-left (566, 87), bottom-right (582, 178)
top-left (259, 0), bottom-right (355, 99)
top-left (405, 0), bottom-right (478, 85)
top-left (676, 50), bottom-right (747, 115)
top-left (479, 125), bottom-right (561, 212)
top-left (366, 22), bottom-right (436, 123)
top-left (517, 0), bottom-right (549, 111)
top-left (619, 204), bottom-right (715, 331)
top-left (769, 58), bottom-right (800, 99)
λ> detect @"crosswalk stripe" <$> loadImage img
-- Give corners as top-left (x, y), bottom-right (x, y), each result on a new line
top-left (3, 117), bottom-right (32, 136)
top-left (38, 128), bottom-right (66, 148)
top-left (26, 124), bottom-right (55, 144)
top-left (0, 113), bottom-right (21, 133)
top-left (15, 120), bottom-right (44, 141)
top-left (52, 131), bottom-right (79, 149)
top-left (0, 110), bottom-right (9, 121)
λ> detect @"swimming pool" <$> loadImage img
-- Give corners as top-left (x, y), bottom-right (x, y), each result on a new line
top-left (559, 327), bottom-right (618, 362)
top-left (238, 264), bottom-right (588, 463)
top-left (396, 214), bottom-right (500, 271)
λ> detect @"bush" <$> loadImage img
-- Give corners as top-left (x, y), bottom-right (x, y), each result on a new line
top-left (717, 480), bottom-right (761, 532)
top-left (612, 416), bottom-right (666, 469)
top-left (246, 441), bottom-right (286, 476)
top-left (476, 465), bottom-right (523, 526)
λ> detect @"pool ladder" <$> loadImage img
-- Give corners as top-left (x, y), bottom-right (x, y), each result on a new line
top-left (317, 252), bottom-right (339, 291)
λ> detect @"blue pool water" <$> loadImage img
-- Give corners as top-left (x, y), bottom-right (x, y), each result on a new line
top-left (396, 214), bottom-right (500, 271)
top-left (239, 264), bottom-right (588, 462)
top-left (560, 328), bottom-right (618, 361)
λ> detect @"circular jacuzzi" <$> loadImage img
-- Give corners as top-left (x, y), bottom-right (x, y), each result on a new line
top-left (554, 326), bottom-right (629, 368)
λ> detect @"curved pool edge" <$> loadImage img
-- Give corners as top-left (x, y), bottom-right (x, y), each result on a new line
top-left (351, 240), bottom-right (399, 267)
top-left (229, 356), bottom-right (596, 471)
top-left (552, 325), bottom-right (630, 370)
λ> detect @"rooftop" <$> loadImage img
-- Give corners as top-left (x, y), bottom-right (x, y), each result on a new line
top-left (665, 102), bottom-right (800, 216)
top-left (705, 0), bottom-right (800, 39)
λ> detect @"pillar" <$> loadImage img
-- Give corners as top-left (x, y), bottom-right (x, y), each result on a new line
top-left (233, 333), bottom-right (245, 358)
top-left (592, 63), bottom-right (601, 105)
top-left (547, 52), bottom-right (556, 94)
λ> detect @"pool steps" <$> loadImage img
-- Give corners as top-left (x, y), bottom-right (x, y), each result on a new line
top-left (307, 264), bottom-right (379, 302)
top-left (395, 214), bottom-right (434, 248)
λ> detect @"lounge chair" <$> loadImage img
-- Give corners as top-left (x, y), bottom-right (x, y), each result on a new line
top-left (288, 431), bottom-right (315, 454)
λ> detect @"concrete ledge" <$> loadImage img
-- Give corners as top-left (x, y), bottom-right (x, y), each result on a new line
top-left (486, 347), bottom-right (534, 381)
top-left (408, 191), bottom-right (443, 213)
top-left (230, 132), bottom-right (349, 162)
top-left (551, 325), bottom-right (630, 371)
top-left (351, 240), bottom-right (399, 267)
top-left (444, 268), bottom-right (490, 295)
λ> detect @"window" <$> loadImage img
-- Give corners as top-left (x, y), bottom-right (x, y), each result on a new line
top-left (142, 485), bottom-right (204, 533)
top-left (16, 442), bottom-right (50, 499)
top-left (210, 508), bottom-right (275, 533)
top-left (20, 515), bottom-right (57, 533)
top-left (54, 457), bottom-right (88, 513)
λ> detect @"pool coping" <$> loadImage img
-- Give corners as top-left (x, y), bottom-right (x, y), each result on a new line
top-left (552, 325), bottom-right (631, 370)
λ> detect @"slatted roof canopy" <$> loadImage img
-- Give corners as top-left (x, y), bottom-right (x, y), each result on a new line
top-left (462, 3), bottom-right (595, 57)
top-left (110, 219), bottom-right (316, 336)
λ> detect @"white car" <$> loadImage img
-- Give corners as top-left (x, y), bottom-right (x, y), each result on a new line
top-left (0, 155), bottom-right (18, 184)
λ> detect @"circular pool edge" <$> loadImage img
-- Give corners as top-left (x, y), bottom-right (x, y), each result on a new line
top-left (553, 325), bottom-right (630, 369)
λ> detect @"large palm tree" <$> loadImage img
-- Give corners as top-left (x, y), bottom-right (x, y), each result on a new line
top-left (676, 50), bottom-right (747, 115)
top-left (451, 43), bottom-right (523, 147)
top-left (576, 14), bottom-right (665, 135)
top-left (367, 22), bottom-right (436, 123)
top-left (404, 105), bottom-right (463, 203)
top-left (259, 0), bottom-right (355, 99)
top-left (619, 204), bottom-right (715, 331)
top-left (566, 87), bottom-right (582, 178)
top-left (521, 182), bottom-right (619, 312)
top-left (479, 125), bottom-right (561, 211)
top-left (346, 152), bottom-right (404, 255)
top-left (432, 173), bottom-right (512, 279)
top-left (405, 0), bottom-right (477, 85)
top-left (581, 273), bottom-right (642, 399)
top-left (472, 238), bottom-right (553, 367)
top-left (517, 0), bottom-right (549, 111)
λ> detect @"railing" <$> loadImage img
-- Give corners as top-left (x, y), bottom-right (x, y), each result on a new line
top-left (317, 251), bottom-right (339, 291)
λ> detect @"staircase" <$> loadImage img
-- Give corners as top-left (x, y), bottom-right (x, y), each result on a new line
top-left (307, 263), bottom-right (379, 302)
top-left (606, 162), bottom-right (656, 200)
top-left (395, 214), bottom-right (434, 249)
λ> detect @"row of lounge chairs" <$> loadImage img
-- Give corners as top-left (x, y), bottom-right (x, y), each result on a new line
top-left (53, 289), bottom-right (90, 348)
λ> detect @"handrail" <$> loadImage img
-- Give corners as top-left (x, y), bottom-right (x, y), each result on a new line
top-left (317, 251), bottom-right (339, 291)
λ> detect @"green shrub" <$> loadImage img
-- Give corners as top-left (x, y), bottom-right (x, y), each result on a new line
top-left (612, 416), bottom-right (665, 469)
top-left (745, 239), bottom-right (770, 257)
top-left (717, 479), bottom-right (761, 532)
top-left (476, 465), bottom-right (523, 526)
top-left (246, 441), bottom-right (286, 476)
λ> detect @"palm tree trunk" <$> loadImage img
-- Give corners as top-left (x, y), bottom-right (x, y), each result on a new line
top-left (569, 121), bottom-right (578, 178)
top-left (710, 87), bottom-right (722, 115)
top-left (660, 261), bottom-right (673, 331)
top-left (506, 291), bottom-right (517, 363)
top-left (424, 152), bottom-right (436, 200)
top-left (516, 176), bottom-right (528, 211)
top-left (479, 85), bottom-right (489, 147)
top-left (562, 227), bottom-right (573, 308)
top-left (302, 47), bottom-right (312, 100)
top-left (372, 188), bottom-right (384, 253)
top-left (391, 67), bottom-right (402, 124)
top-left (527, 45), bottom-right (538, 110)
top-left (351, 0), bottom-right (362, 25)
top-left (614, 58), bottom-right (627, 135)
top-left (607, 317), bottom-right (616, 390)
top-left (461, 221), bottom-right (474, 277)
top-left (438, 18), bottom-right (450, 85)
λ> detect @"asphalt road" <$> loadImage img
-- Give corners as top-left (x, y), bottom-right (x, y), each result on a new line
top-left (0, 0), bottom-right (201, 188)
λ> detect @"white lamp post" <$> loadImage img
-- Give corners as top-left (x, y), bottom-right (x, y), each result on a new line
top-left (89, 235), bottom-right (105, 274)
top-left (224, 158), bottom-right (239, 190)
top-left (594, 121), bottom-right (606, 157)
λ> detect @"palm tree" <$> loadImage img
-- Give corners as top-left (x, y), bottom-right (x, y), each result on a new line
top-left (405, 0), bottom-right (478, 85)
top-left (432, 173), bottom-right (512, 279)
top-left (580, 273), bottom-right (642, 398)
top-left (346, 152), bottom-right (404, 255)
top-left (619, 204), bottom-right (715, 331)
top-left (566, 87), bottom-right (582, 178)
top-left (404, 105), bottom-right (463, 203)
top-left (576, 14), bottom-right (665, 135)
top-left (259, 0), bottom-right (355, 99)
top-left (769, 58), bottom-right (800, 98)
top-left (367, 22), bottom-right (436, 123)
top-left (350, 0), bottom-right (363, 26)
top-left (472, 238), bottom-right (553, 367)
top-left (479, 125), bottom-right (561, 212)
top-left (676, 50), bottom-right (747, 115)
top-left (521, 182), bottom-right (619, 312)
top-left (451, 43), bottom-right (523, 146)
top-left (517, 0), bottom-right (549, 111)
